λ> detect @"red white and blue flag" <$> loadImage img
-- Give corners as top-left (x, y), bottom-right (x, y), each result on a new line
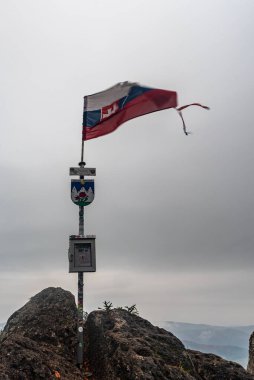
top-left (82, 82), bottom-right (209, 140)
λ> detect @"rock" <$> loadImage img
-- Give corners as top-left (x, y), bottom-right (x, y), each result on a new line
top-left (0, 287), bottom-right (83, 380)
top-left (85, 309), bottom-right (254, 380)
top-left (189, 350), bottom-right (254, 380)
top-left (1, 288), bottom-right (253, 380)
top-left (248, 332), bottom-right (254, 374)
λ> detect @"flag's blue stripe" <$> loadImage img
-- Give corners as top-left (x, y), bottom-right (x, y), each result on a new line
top-left (85, 110), bottom-right (101, 128)
top-left (124, 85), bottom-right (151, 104)
top-left (83, 86), bottom-right (152, 128)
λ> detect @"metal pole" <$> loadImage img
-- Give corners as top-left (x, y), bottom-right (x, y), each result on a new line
top-left (77, 168), bottom-right (85, 366)
top-left (79, 141), bottom-right (85, 167)
top-left (81, 140), bottom-right (84, 164)
top-left (77, 271), bottom-right (84, 365)
top-left (79, 205), bottom-right (84, 235)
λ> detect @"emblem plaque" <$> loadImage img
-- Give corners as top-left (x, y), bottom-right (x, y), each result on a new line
top-left (71, 179), bottom-right (95, 206)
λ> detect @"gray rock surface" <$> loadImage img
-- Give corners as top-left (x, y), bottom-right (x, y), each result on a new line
top-left (0, 287), bottom-right (83, 380)
top-left (85, 309), bottom-right (254, 380)
top-left (1, 287), bottom-right (253, 380)
top-left (189, 350), bottom-right (254, 380)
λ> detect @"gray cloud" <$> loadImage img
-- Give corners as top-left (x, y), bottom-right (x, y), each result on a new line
top-left (0, 0), bottom-right (254, 325)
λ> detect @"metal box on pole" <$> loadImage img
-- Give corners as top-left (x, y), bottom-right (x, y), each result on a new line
top-left (68, 235), bottom-right (96, 273)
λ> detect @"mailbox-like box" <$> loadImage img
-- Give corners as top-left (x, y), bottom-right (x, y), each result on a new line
top-left (68, 235), bottom-right (96, 273)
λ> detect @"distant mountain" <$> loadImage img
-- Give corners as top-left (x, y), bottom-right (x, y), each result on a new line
top-left (160, 321), bottom-right (254, 368)
top-left (183, 340), bottom-right (248, 367)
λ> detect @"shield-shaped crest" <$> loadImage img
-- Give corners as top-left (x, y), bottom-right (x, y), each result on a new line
top-left (71, 179), bottom-right (95, 206)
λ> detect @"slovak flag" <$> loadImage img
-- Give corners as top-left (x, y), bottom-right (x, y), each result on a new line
top-left (82, 82), bottom-right (209, 140)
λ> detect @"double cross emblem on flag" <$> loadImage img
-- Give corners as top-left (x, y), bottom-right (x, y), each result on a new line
top-left (101, 101), bottom-right (119, 121)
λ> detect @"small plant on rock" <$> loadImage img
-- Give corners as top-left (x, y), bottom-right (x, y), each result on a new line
top-left (99, 301), bottom-right (113, 312)
top-left (125, 304), bottom-right (139, 315)
top-left (99, 301), bottom-right (139, 315)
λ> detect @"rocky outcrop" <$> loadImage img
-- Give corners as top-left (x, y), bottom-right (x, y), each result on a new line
top-left (85, 309), bottom-right (197, 379)
top-left (0, 287), bottom-right (253, 380)
top-left (248, 332), bottom-right (254, 374)
top-left (86, 309), bottom-right (254, 380)
top-left (189, 350), bottom-right (253, 380)
top-left (0, 287), bottom-right (83, 380)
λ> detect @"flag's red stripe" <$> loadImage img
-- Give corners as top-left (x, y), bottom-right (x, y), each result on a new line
top-left (83, 89), bottom-right (177, 140)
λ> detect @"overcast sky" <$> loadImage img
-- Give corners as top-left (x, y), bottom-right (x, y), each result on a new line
top-left (1, 0), bottom-right (254, 326)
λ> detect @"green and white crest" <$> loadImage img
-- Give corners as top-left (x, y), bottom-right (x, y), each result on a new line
top-left (71, 179), bottom-right (95, 206)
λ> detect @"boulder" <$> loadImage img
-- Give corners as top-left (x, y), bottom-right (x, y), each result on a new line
top-left (85, 309), bottom-right (254, 380)
top-left (189, 349), bottom-right (254, 380)
top-left (0, 287), bottom-right (83, 380)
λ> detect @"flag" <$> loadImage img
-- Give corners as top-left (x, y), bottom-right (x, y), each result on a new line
top-left (82, 82), bottom-right (209, 140)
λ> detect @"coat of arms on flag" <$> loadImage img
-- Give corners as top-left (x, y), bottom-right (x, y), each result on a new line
top-left (71, 180), bottom-right (95, 206)
top-left (101, 101), bottom-right (119, 120)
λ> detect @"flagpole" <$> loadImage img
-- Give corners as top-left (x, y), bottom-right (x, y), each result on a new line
top-left (77, 137), bottom-right (85, 367)
top-left (80, 140), bottom-right (85, 165)
top-left (80, 100), bottom-right (86, 166)
top-left (77, 205), bottom-right (84, 367)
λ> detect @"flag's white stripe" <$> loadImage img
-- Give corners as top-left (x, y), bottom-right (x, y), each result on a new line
top-left (84, 82), bottom-right (137, 111)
